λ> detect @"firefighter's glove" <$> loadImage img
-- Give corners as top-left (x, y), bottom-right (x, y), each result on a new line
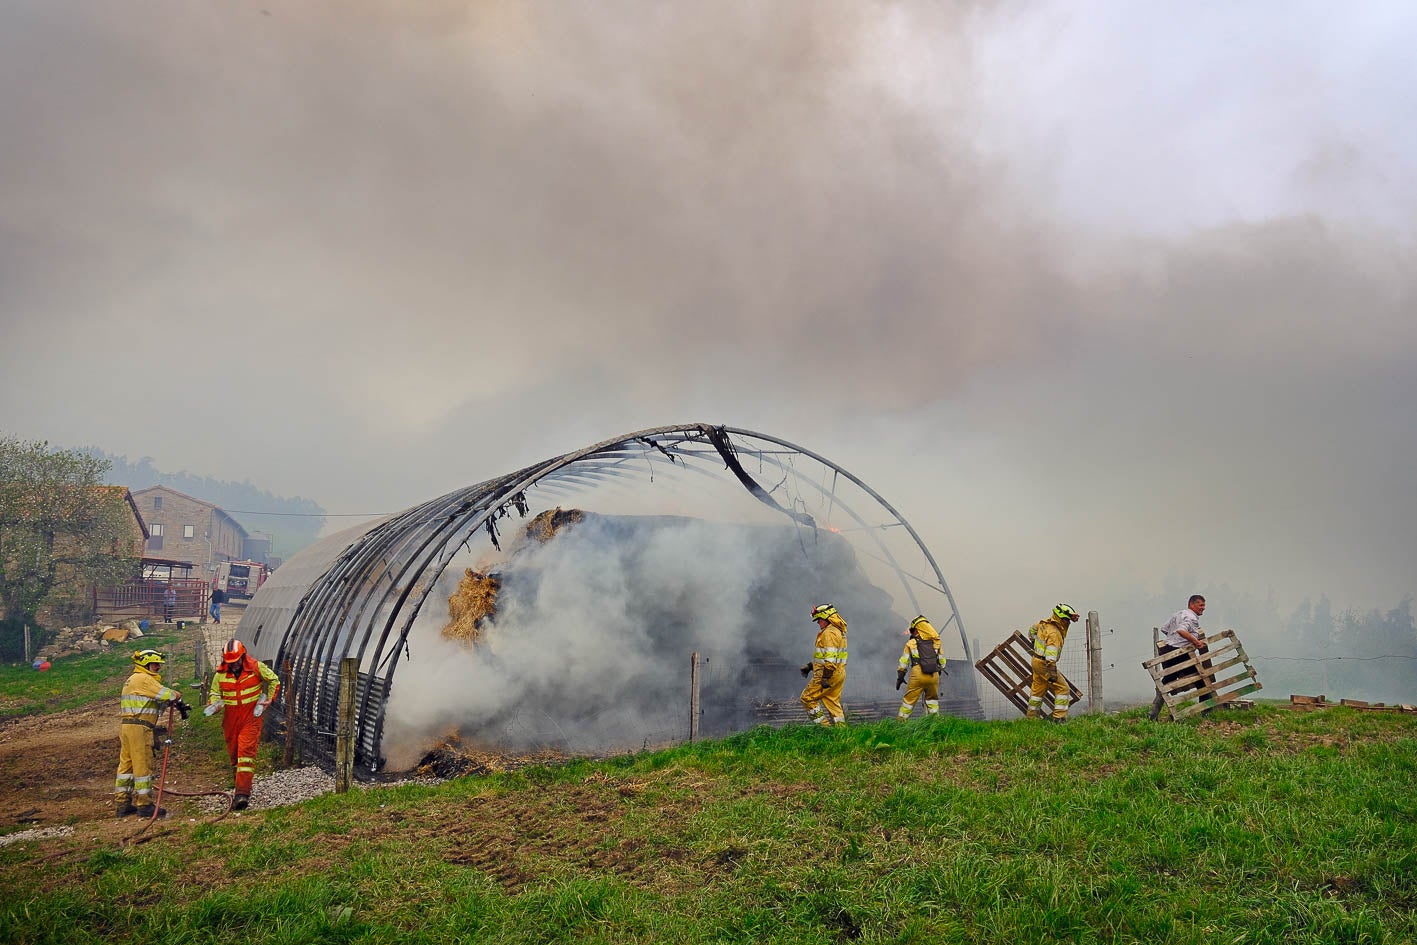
top-left (821, 667), bottom-right (836, 685)
top-left (800, 663), bottom-right (812, 678)
top-left (895, 669), bottom-right (906, 690)
top-left (173, 699), bottom-right (192, 721)
top-left (204, 703), bottom-right (221, 717)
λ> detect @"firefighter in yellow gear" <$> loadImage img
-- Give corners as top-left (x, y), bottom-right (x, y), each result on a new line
top-left (115, 649), bottom-right (186, 818)
top-left (896, 615), bottom-right (945, 719)
top-left (1027, 603), bottom-right (1079, 721)
top-left (800, 604), bottom-right (848, 726)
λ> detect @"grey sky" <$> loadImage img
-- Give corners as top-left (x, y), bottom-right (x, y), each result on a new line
top-left (2, 2), bottom-right (1414, 681)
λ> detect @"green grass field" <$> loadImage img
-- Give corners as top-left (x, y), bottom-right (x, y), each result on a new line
top-left (2, 697), bottom-right (1414, 945)
top-left (0, 626), bottom-right (204, 719)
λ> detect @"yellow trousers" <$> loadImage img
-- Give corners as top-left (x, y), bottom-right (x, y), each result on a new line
top-left (115, 722), bottom-right (155, 806)
top-left (1027, 656), bottom-right (1070, 719)
top-left (801, 666), bottom-right (846, 725)
top-left (897, 667), bottom-right (940, 719)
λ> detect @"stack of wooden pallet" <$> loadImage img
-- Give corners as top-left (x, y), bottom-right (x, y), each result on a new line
top-left (1291, 694), bottom-right (1417, 714)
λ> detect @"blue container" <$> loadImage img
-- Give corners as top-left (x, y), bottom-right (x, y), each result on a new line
top-left (139, 619), bottom-right (150, 631)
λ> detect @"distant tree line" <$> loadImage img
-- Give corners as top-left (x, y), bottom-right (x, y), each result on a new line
top-left (79, 447), bottom-right (327, 560)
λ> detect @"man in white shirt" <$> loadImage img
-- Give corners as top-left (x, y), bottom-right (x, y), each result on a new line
top-left (1149, 594), bottom-right (1209, 720)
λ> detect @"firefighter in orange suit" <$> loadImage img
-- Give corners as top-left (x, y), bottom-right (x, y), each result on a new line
top-left (115, 649), bottom-right (188, 818)
top-left (799, 604), bottom-right (848, 726)
top-left (204, 639), bottom-right (281, 810)
top-left (896, 615), bottom-right (945, 719)
top-left (1027, 604), bottom-right (1079, 721)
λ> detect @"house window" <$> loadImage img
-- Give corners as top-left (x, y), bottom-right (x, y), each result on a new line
top-left (153, 496), bottom-right (163, 510)
top-left (150, 524), bottom-right (163, 536)
top-left (184, 525), bottom-right (195, 539)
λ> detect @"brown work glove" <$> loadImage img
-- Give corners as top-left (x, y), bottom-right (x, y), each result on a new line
top-left (800, 663), bottom-right (812, 678)
top-left (896, 669), bottom-right (906, 690)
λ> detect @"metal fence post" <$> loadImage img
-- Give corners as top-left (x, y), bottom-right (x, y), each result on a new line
top-left (1086, 611), bottom-right (1103, 714)
top-left (335, 657), bottom-right (358, 793)
top-left (23, 625), bottom-right (32, 664)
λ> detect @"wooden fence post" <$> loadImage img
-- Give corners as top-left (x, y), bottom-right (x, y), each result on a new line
top-left (1085, 611), bottom-right (1103, 714)
top-left (335, 657), bottom-right (358, 793)
top-left (194, 639), bottom-right (205, 682)
top-left (282, 659), bottom-right (297, 768)
top-left (688, 652), bottom-right (701, 743)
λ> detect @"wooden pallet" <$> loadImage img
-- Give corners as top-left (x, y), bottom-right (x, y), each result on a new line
top-left (1290, 695), bottom-right (1417, 714)
top-left (1142, 628), bottom-right (1261, 720)
top-left (974, 630), bottom-right (1083, 717)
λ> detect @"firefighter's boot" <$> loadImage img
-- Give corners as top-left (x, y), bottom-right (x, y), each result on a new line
top-left (134, 804), bottom-right (167, 819)
top-left (233, 794), bottom-right (250, 811)
top-left (115, 799), bottom-right (137, 818)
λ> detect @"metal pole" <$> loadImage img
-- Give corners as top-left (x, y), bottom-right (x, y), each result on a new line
top-left (688, 651), bottom-right (700, 742)
top-left (194, 639), bottom-right (205, 682)
top-left (335, 657), bottom-right (358, 793)
top-left (23, 625), bottom-right (32, 664)
top-left (1086, 611), bottom-right (1103, 715)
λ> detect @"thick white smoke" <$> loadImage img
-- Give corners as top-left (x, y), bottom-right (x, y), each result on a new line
top-left (380, 517), bottom-right (768, 768)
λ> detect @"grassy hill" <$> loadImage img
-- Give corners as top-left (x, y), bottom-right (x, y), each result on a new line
top-left (2, 694), bottom-right (1414, 943)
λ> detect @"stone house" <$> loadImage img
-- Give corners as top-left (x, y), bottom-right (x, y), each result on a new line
top-left (131, 486), bottom-right (248, 579)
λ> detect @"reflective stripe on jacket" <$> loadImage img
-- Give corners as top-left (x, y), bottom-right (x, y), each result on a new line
top-left (121, 671), bottom-right (180, 722)
top-left (208, 656), bottom-right (281, 707)
top-left (1029, 616), bottom-right (1069, 662)
top-left (899, 618), bottom-right (943, 672)
top-left (813, 614), bottom-right (848, 666)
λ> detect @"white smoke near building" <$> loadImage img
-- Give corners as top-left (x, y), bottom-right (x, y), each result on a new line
top-left (379, 512), bottom-right (920, 769)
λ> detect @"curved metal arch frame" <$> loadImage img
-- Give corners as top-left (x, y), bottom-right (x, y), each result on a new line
top-left (276, 423), bottom-right (971, 774)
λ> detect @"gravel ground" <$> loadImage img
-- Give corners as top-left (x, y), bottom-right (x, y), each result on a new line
top-left (0, 826), bottom-right (74, 847)
top-left (191, 765), bottom-right (446, 814)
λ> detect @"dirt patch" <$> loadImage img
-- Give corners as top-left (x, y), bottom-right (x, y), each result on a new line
top-left (428, 771), bottom-right (751, 893)
top-left (0, 682), bottom-right (233, 844)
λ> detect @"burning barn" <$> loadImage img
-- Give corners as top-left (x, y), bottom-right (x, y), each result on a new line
top-left (236, 424), bottom-right (980, 777)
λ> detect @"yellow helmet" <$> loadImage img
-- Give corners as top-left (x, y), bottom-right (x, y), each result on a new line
top-left (909, 614), bottom-right (930, 632)
top-left (1053, 603), bottom-right (1080, 623)
top-left (132, 649), bottom-right (165, 672)
top-left (810, 604), bottom-right (838, 623)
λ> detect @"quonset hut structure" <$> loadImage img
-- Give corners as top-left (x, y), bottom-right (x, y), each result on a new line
top-left (237, 424), bottom-right (980, 777)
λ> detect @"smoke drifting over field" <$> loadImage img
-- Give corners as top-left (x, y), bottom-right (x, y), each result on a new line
top-left (3, 3), bottom-right (1415, 702)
